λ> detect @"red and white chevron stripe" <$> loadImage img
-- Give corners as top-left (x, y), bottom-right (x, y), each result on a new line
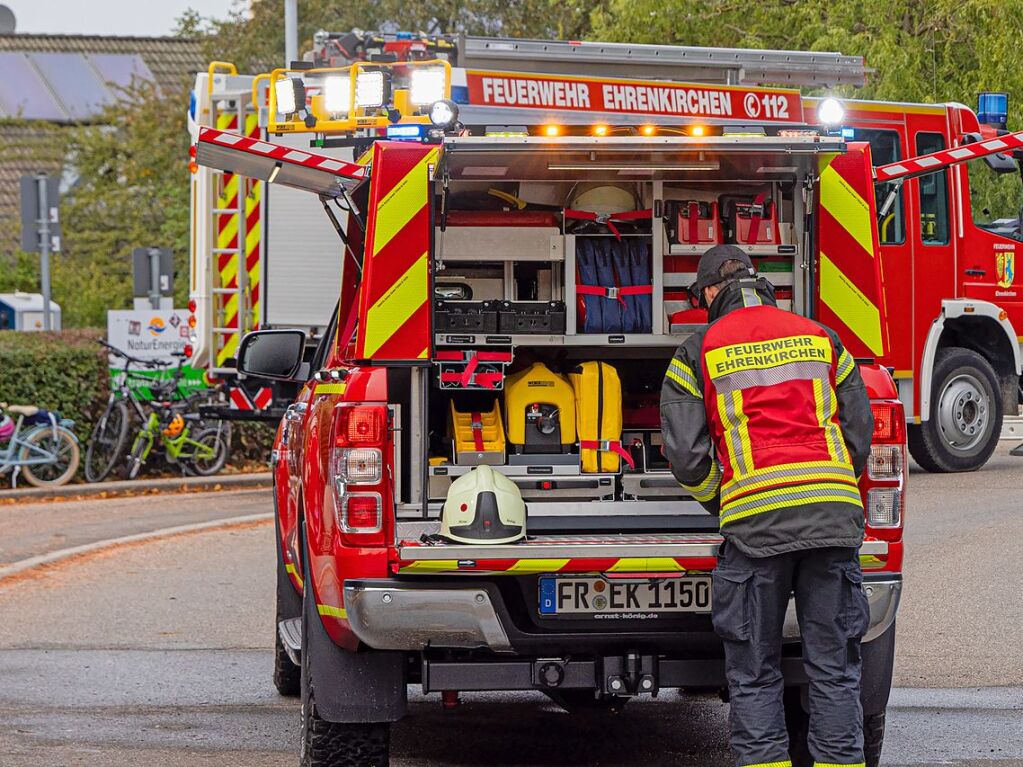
top-left (875, 129), bottom-right (1023, 183)
top-left (197, 127), bottom-right (367, 180)
top-left (228, 386), bottom-right (273, 411)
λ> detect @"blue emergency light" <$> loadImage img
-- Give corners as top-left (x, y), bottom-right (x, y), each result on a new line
top-left (386, 124), bottom-right (426, 140)
top-left (978, 92), bottom-right (1008, 128)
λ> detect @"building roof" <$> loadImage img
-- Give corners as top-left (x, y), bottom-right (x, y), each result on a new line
top-left (0, 34), bottom-right (204, 94)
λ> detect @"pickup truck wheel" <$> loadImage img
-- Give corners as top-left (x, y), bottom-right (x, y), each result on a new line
top-left (299, 558), bottom-right (389, 767)
top-left (273, 559), bottom-right (302, 696)
top-left (784, 688), bottom-right (885, 767)
top-left (909, 347), bottom-right (1001, 472)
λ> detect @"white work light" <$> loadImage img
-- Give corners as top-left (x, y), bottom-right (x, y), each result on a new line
top-left (430, 99), bottom-right (459, 128)
top-left (410, 68), bottom-right (447, 106)
top-left (818, 97), bottom-right (845, 125)
top-left (275, 77), bottom-right (304, 115)
top-left (323, 75), bottom-right (351, 115)
top-left (356, 71), bottom-right (387, 108)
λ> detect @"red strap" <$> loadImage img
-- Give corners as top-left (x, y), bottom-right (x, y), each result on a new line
top-left (564, 209), bottom-right (653, 241)
top-left (578, 439), bottom-right (636, 469)
top-left (439, 371), bottom-right (503, 390)
top-left (618, 285), bottom-right (653, 296)
top-left (459, 353), bottom-right (479, 387)
top-left (745, 193), bottom-right (767, 245)
top-left (470, 412), bottom-right (484, 451)
top-left (686, 202), bottom-right (699, 244)
top-left (434, 350), bottom-right (512, 363)
top-left (577, 283), bottom-right (651, 305)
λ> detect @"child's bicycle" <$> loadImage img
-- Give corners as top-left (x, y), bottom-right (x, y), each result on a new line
top-left (124, 393), bottom-right (230, 479)
top-left (0, 402), bottom-right (80, 487)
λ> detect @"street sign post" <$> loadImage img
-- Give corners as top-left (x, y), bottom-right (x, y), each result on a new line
top-left (19, 175), bottom-right (61, 331)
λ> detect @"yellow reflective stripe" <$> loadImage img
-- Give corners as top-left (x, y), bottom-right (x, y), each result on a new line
top-left (814, 763), bottom-right (865, 767)
top-left (722, 459), bottom-right (857, 489)
top-left (666, 368), bottom-right (701, 398)
top-left (681, 461), bottom-right (722, 502)
top-left (741, 286), bottom-right (763, 306)
top-left (317, 604), bottom-right (347, 619)
top-left (821, 163), bottom-right (874, 256)
top-left (836, 348), bottom-right (855, 386)
top-left (813, 378), bottom-right (841, 464)
top-left (717, 393), bottom-right (743, 476)
top-left (722, 470), bottom-right (857, 504)
top-left (743, 761), bottom-right (792, 767)
top-left (608, 558), bottom-right (687, 572)
top-left (362, 251), bottom-right (429, 359)
top-left (506, 559), bottom-right (569, 574)
top-left (722, 493), bottom-right (864, 525)
top-left (669, 358), bottom-right (699, 389)
top-left (284, 563), bottom-right (304, 588)
top-left (398, 560), bottom-right (460, 573)
top-left (705, 335), bottom-right (832, 378)
top-left (315, 383), bottom-right (347, 395)
top-left (372, 148), bottom-right (438, 255)
top-left (820, 252), bottom-right (884, 356)
top-left (724, 479), bottom-right (861, 509)
top-left (733, 391), bottom-right (753, 475)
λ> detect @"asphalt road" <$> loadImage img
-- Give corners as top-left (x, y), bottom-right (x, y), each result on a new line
top-left (0, 448), bottom-right (1021, 766)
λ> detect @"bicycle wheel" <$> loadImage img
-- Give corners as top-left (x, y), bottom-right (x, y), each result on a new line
top-left (182, 428), bottom-right (229, 477)
top-left (125, 431), bottom-right (151, 480)
top-left (20, 427), bottom-right (81, 487)
top-left (84, 401), bottom-right (130, 482)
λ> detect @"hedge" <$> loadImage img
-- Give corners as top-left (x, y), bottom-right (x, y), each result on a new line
top-left (0, 329), bottom-right (274, 479)
top-left (0, 329), bottom-right (108, 440)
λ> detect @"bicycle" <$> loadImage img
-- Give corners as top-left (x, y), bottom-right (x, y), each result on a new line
top-left (124, 393), bottom-right (230, 479)
top-left (0, 402), bottom-right (80, 487)
top-left (84, 340), bottom-right (176, 482)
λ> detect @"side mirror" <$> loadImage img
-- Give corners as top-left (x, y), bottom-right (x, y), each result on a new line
top-left (237, 330), bottom-right (308, 381)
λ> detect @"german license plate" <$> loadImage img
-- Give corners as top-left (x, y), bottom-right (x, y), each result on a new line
top-left (538, 576), bottom-right (712, 616)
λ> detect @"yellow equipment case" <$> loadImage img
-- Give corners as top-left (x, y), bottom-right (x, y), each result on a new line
top-left (569, 361), bottom-right (626, 473)
top-left (449, 400), bottom-right (506, 466)
top-left (504, 362), bottom-right (576, 454)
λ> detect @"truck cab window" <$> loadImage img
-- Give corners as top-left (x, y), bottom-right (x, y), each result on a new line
top-left (967, 157), bottom-right (1023, 242)
top-left (856, 128), bottom-right (905, 244)
top-left (915, 132), bottom-right (950, 245)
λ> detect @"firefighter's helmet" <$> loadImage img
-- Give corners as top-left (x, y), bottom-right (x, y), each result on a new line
top-left (568, 183), bottom-right (637, 215)
top-left (441, 465), bottom-right (526, 544)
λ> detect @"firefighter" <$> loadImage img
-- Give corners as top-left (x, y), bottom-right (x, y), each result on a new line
top-left (660, 244), bottom-right (874, 767)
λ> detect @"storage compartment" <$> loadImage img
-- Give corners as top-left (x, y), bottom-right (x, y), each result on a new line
top-left (497, 301), bottom-right (566, 334)
top-left (435, 300), bottom-right (499, 333)
top-left (449, 399), bottom-right (506, 466)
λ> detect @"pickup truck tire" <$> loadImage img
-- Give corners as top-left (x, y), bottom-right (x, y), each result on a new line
top-left (299, 547), bottom-right (391, 767)
top-left (784, 688), bottom-right (884, 767)
top-left (909, 347), bottom-right (1001, 472)
top-left (273, 526), bottom-right (302, 697)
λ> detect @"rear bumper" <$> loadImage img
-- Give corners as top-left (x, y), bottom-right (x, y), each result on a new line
top-left (343, 574), bottom-right (901, 654)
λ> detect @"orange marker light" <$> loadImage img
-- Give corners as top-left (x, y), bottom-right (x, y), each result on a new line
top-left (188, 160), bottom-right (199, 174)
top-left (542, 124), bottom-right (561, 137)
top-left (593, 124), bottom-right (610, 137)
top-left (690, 125), bottom-right (706, 137)
top-left (640, 125), bottom-right (657, 136)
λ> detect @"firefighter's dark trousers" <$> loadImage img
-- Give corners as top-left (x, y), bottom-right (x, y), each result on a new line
top-left (712, 540), bottom-right (871, 767)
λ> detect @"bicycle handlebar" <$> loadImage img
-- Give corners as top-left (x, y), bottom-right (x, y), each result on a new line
top-left (98, 339), bottom-right (171, 369)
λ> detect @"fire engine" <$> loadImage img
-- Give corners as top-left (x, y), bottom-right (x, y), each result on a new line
top-left (188, 33), bottom-right (1022, 472)
top-left (190, 33), bottom-right (1023, 767)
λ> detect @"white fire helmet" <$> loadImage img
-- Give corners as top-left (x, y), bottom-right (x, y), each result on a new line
top-left (441, 465), bottom-right (526, 544)
top-left (568, 183), bottom-right (637, 215)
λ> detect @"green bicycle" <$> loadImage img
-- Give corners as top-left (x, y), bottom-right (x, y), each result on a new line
top-left (125, 396), bottom-right (229, 480)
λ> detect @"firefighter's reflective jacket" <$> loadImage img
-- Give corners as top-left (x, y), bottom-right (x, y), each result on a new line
top-left (660, 278), bottom-right (874, 558)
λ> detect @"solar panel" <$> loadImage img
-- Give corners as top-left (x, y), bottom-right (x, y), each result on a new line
top-left (0, 52), bottom-right (68, 120)
top-left (87, 54), bottom-right (155, 90)
top-left (29, 52), bottom-right (114, 120)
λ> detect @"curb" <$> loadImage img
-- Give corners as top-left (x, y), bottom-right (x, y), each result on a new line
top-left (0, 512), bottom-right (273, 583)
top-left (0, 472), bottom-right (273, 503)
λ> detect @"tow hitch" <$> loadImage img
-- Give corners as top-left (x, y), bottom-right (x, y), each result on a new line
top-left (601, 652), bottom-right (659, 697)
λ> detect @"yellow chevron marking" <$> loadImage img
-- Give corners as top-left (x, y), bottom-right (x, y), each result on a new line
top-left (372, 148), bottom-right (438, 255)
top-left (314, 383), bottom-right (347, 395)
top-left (284, 563), bottom-right (304, 588)
top-left (317, 604), bottom-right (347, 619)
top-left (607, 558), bottom-right (687, 573)
top-left (821, 163), bottom-right (874, 256)
top-left (820, 252), bottom-right (884, 355)
top-left (506, 559), bottom-right (570, 574)
top-left (217, 333), bottom-right (239, 367)
top-left (398, 560), bottom-right (461, 573)
top-left (362, 252), bottom-right (428, 358)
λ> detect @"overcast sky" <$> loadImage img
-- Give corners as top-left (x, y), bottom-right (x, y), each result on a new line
top-left (6, 0), bottom-right (239, 36)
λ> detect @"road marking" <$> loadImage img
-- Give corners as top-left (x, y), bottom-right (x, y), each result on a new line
top-left (0, 512), bottom-right (272, 583)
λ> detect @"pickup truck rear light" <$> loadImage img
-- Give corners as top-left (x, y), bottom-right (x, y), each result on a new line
top-left (866, 487), bottom-right (902, 527)
top-left (338, 406), bottom-right (385, 446)
top-left (871, 402), bottom-right (905, 442)
top-left (867, 444), bottom-right (902, 480)
top-left (339, 492), bottom-right (382, 533)
top-left (338, 448), bottom-right (382, 484)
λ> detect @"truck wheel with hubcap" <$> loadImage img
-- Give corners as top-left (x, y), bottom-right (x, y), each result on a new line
top-left (909, 347), bottom-right (1002, 472)
top-left (300, 551), bottom-right (389, 767)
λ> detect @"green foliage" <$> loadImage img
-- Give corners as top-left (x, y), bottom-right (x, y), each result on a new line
top-left (0, 329), bottom-right (108, 441)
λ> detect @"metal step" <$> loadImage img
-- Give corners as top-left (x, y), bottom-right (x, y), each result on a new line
top-left (999, 414), bottom-right (1023, 440)
top-left (277, 618), bottom-right (302, 666)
